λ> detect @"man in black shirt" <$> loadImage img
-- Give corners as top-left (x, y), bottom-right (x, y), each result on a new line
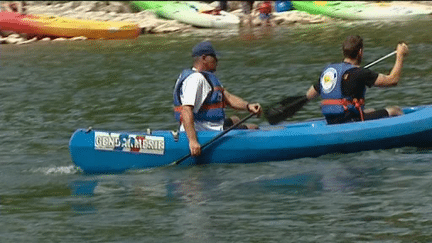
top-left (305, 35), bottom-right (409, 124)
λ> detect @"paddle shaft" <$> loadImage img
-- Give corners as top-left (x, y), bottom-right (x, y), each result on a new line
top-left (174, 112), bottom-right (256, 165)
top-left (364, 51), bottom-right (397, 69)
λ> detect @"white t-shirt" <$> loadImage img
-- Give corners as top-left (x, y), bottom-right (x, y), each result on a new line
top-left (179, 69), bottom-right (224, 131)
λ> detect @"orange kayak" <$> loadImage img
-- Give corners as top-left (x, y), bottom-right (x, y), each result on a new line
top-left (0, 12), bottom-right (140, 39)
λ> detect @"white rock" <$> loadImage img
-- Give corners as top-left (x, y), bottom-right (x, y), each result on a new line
top-left (16, 37), bottom-right (38, 45)
top-left (93, 11), bottom-right (107, 17)
top-left (74, 6), bottom-right (86, 12)
top-left (5, 37), bottom-right (22, 44)
top-left (98, 3), bottom-right (124, 13)
top-left (70, 36), bottom-right (88, 41)
top-left (52, 38), bottom-right (67, 41)
top-left (8, 34), bottom-right (21, 39)
top-left (74, 2), bottom-right (98, 13)
top-left (64, 1), bottom-right (82, 10)
top-left (153, 25), bottom-right (181, 33)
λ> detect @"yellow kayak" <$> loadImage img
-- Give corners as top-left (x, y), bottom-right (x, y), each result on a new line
top-left (0, 12), bottom-right (140, 39)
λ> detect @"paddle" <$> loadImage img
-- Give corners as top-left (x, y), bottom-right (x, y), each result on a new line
top-left (174, 112), bottom-right (256, 165)
top-left (264, 50), bottom-right (398, 125)
top-left (264, 95), bottom-right (309, 125)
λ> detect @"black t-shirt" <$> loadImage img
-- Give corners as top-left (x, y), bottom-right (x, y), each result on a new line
top-left (314, 66), bottom-right (379, 99)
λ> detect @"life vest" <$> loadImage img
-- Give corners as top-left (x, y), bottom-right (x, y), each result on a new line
top-left (173, 69), bottom-right (226, 123)
top-left (319, 63), bottom-right (366, 121)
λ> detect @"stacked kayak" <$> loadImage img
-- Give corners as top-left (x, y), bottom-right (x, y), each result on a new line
top-left (0, 12), bottom-right (140, 39)
top-left (131, 1), bottom-right (239, 28)
top-left (292, 1), bottom-right (432, 20)
top-left (69, 105), bottom-right (432, 174)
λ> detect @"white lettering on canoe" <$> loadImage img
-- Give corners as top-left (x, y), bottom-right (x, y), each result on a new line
top-left (95, 135), bottom-right (121, 148)
top-left (94, 132), bottom-right (164, 155)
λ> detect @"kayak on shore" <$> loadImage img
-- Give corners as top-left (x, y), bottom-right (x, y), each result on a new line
top-left (292, 1), bottom-right (432, 20)
top-left (0, 12), bottom-right (140, 39)
top-left (69, 105), bottom-right (432, 174)
top-left (130, 1), bottom-right (240, 28)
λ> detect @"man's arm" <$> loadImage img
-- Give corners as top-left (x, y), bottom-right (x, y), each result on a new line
top-left (181, 105), bottom-right (201, 157)
top-left (223, 90), bottom-right (262, 114)
top-left (179, 73), bottom-right (212, 157)
top-left (306, 85), bottom-right (319, 100)
top-left (374, 43), bottom-right (409, 87)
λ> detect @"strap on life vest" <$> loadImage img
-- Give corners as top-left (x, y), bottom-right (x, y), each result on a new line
top-left (173, 101), bottom-right (227, 113)
top-left (173, 86), bottom-right (226, 122)
top-left (321, 98), bottom-right (365, 121)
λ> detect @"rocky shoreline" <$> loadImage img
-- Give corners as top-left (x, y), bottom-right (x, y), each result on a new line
top-left (1, 1), bottom-right (431, 45)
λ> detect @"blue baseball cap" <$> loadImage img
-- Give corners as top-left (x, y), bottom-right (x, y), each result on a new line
top-left (192, 41), bottom-right (219, 57)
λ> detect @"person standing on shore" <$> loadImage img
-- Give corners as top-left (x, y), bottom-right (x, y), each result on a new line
top-left (241, 1), bottom-right (254, 27)
top-left (305, 35), bottom-right (409, 125)
top-left (1, 1), bottom-right (26, 14)
top-left (258, 1), bottom-right (273, 26)
top-left (173, 41), bottom-right (262, 156)
top-left (218, 1), bottom-right (228, 11)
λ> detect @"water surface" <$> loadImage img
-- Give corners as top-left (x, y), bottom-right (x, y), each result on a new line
top-left (1, 19), bottom-right (432, 242)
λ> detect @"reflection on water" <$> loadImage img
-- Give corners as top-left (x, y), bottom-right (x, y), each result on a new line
top-left (226, 164), bottom-right (389, 198)
top-left (69, 203), bottom-right (97, 215)
top-left (236, 172), bottom-right (324, 195)
top-left (69, 180), bottom-right (98, 196)
top-left (165, 168), bottom-right (221, 242)
top-left (165, 166), bottom-right (222, 204)
top-left (321, 166), bottom-right (387, 191)
top-left (69, 179), bottom-right (98, 214)
top-left (161, 162), bottom-right (389, 242)
top-left (238, 25), bottom-right (275, 42)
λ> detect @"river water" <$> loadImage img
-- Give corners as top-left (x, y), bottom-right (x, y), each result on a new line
top-left (1, 19), bottom-right (432, 242)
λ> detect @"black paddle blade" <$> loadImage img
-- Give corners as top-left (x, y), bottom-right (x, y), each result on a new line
top-left (264, 95), bottom-right (309, 125)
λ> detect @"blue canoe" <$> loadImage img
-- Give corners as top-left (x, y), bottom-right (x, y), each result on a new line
top-left (69, 105), bottom-right (432, 174)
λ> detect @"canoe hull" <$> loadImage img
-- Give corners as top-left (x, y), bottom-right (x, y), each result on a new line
top-left (0, 12), bottom-right (140, 39)
top-left (69, 105), bottom-right (432, 174)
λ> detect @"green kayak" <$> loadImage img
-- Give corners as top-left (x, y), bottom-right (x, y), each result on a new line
top-left (130, 1), bottom-right (239, 28)
top-left (292, 1), bottom-right (431, 20)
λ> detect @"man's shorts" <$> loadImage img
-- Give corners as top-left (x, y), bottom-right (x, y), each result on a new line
top-left (259, 13), bottom-right (271, 20)
top-left (325, 109), bottom-right (390, 125)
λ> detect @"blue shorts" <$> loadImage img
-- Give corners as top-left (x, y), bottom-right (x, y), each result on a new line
top-left (259, 13), bottom-right (271, 20)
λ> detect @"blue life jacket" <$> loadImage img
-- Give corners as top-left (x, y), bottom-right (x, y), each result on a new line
top-left (319, 63), bottom-right (366, 117)
top-left (173, 69), bottom-right (225, 123)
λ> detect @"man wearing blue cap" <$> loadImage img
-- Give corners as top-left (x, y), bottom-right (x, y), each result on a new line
top-left (173, 41), bottom-right (262, 157)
